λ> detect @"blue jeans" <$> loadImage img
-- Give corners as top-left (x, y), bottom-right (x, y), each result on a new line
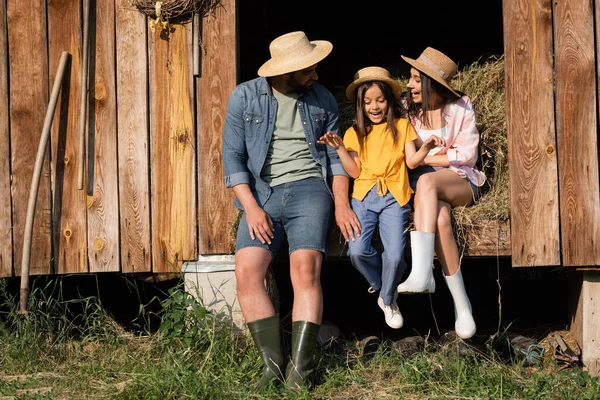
top-left (347, 185), bottom-right (411, 305)
top-left (236, 177), bottom-right (333, 256)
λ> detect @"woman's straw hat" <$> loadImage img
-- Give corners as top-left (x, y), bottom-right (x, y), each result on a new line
top-left (258, 31), bottom-right (333, 77)
top-left (345, 66), bottom-right (403, 103)
top-left (401, 47), bottom-right (460, 97)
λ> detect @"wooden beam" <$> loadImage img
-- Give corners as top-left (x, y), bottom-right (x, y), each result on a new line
top-left (196, 0), bottom-right (239, 254)
top-left (116, 0), bottom-right (152, 273)
top-left (569, 271), bottom-right (600, 376)
top-left (503, 0), bottom-right (560, 266)
top-left (47, 0), bottom-right (88, 274)
top-left (0, 0), bottom-right (12, 277)
top-left (554, 0), bottom-right (600, 266)
top-left (149, 22), bottom-right (197, 272)
top-left (87, 0), bottom-right (120, 272)
top-left (7, 0), bottom-right (51, 276)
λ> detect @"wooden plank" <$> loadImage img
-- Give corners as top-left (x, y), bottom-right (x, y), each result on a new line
top-left (569, 271), bottom-right (600, 377)
top-left (87, 0), bottom-right (120, 272)
top-left (554, 0), bottom-right (600, 266)
top-left (7, 0), bottom-right (51, 276)
top-left (116, 0), bottom-right (151, 273)
top-left (462, 220), bottom-right (511, 257)
top-left (0, 0), bottom-right (12, 277)
top-left (47, 0), bottom-right (88, 274)
top-left (196, 0), bottom-right (239, 254)
top-left (149, 22), bottom-right (197, 272)
top-left (503, 0), bottom-right (560, 266)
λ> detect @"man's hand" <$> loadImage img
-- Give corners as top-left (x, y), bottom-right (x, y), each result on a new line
top-left (245, 205), bottom-right (275, 244)
top-left (335, 202), bottom-right (361, 242)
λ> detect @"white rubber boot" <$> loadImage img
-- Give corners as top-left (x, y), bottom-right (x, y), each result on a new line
top-left (443, 267), bottom-right (476, 339)
top-left (397, 231), bottom-right (436, 293)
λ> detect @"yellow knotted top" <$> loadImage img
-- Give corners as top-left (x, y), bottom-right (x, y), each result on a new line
top-left (343, 119), bottom-right (417, 207)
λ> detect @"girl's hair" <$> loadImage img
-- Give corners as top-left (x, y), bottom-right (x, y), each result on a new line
top-left (403, 71), bottom-right (463, 128)
top-left (353, 81), bottom-right (401, 148)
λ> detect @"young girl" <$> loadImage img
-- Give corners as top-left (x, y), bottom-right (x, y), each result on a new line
top-left (397, 48), bottom-right (487, 339)
top-left (318, 66), bottom-right (442, 328)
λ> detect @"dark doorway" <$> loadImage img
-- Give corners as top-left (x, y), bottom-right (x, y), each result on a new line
top-left (238, 0), bottom-right (504, 94)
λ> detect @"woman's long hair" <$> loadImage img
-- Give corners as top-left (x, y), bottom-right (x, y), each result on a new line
top-left (403, 71), bottom-right (462, 128)
top-left (353, 81), bottom-right (401, 149)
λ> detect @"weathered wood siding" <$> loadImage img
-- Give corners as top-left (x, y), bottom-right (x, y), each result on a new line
top-left (553, 0), bottom-right (600, 266)
top-left (116, 0), bottom-right (151, 273)
top-left (0, 0), bottom-right (12, 277)
top-left (196, 0), bottom-right (239, 254)
top-left (48, 0), bottom-right (88, 274)
top-left (149, 23), bottom-right (197, 273)
top-left (0, 0), bottom-right (230, 277)
top-left (7, 0), bottom-right (52, 276)
top-left (503, 0), bottom-right (560, 267)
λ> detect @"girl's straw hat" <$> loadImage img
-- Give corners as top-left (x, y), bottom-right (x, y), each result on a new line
top-left (345, 66), bottom-right (403, 103)
top-left (401, 47), bottom-right (460, 97)
top-left (258, 31), bottom-right (333, 77)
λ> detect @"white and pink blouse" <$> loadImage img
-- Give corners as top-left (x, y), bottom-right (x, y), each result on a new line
top-left (408, 95), bottom-right (486, 187)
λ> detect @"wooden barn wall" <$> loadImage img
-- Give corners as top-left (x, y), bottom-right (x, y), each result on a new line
top-left (504, 0), bottom-right (600, 267)
top-left (0, 0), bottom-right (237, 278)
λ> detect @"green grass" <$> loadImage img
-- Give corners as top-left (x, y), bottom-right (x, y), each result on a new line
top-left (1, 278), bottom-right (599, 399)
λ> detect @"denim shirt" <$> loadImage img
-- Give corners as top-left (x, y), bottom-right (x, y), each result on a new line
top-left (222, 77), bottom-right (347, 209)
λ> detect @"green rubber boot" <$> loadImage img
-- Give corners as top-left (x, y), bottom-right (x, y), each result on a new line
top-left (247, 315), bottom-right (285, 388)
top-left (285, 320), bottom-right (321, 390)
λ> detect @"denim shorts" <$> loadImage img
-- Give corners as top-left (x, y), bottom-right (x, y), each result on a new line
top-left (236, 177), bottom-right (333, 256)
top-left (409, 166), bottom-right (480, 206)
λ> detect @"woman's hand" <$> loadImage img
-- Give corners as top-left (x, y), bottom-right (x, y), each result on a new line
top-left (422, 134), bottom-right (445, 150)
top-left (318, 131), bottom-right (345, 150)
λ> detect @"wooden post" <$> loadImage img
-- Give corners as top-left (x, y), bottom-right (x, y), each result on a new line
top-left (554, 0), bottom-right (600, 266)
top-left (0, 0), bottom-right (12, 278)
top-left (502, 0), bottom-right (560, 267)
top-left (116, 0), bottom-right (152, 273)
top-left (569, 271), bottom-right (600, 377)
top-left (196, 0), bottom-right (239, 254)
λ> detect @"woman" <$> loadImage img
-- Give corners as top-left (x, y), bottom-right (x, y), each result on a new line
top-left (397, 47), bottom-right (486, 339)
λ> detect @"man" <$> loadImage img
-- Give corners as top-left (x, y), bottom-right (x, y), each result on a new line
top-left (222, 31), bottom-right (360, 389)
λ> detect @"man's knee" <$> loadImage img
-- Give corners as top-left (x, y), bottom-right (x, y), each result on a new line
top-left (290, 251), bottom-right (322, 287)
top-left (235, 248), bottom-right (271, 291)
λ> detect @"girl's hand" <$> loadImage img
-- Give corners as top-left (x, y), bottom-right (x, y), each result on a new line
top-left (318, 131), bottom-right (344, 150)
top-left (423, 134), bottom-right (445, 150)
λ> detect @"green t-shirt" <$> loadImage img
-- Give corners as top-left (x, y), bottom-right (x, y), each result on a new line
top-left (260, 90), bottom-right (322, 187)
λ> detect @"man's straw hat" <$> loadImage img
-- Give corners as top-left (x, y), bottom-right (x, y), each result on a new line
top-left (345, 66), bottom-right (403, 103)
top-left (401, 47), bottom-right (460, 97)
top-left (258, 31), bottom-right (333, 77)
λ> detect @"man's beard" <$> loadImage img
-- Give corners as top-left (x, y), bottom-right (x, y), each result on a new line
top-left (287, 75), bottom-right (312, 93)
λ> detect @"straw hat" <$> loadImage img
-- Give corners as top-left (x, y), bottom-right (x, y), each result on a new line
top-left (401, 47), bottom-right (460, 97)
top-left (257, 31), bottom-right (333, 77)
top-left (345, 66), bottom-right (403, 103)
